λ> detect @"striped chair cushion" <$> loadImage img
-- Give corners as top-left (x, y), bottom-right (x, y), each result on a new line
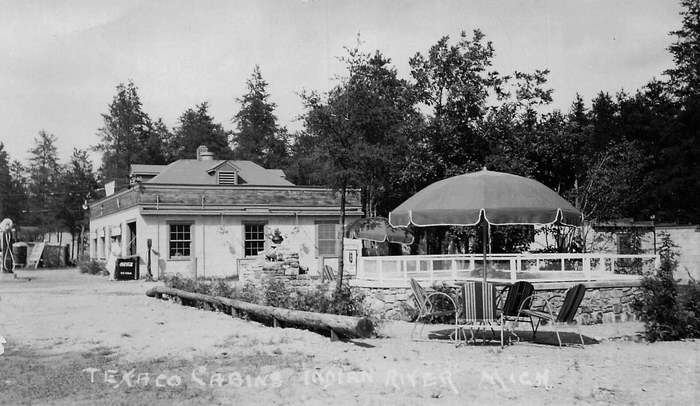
top-left (409, 278), bottom-right (428, 311)
top-left (462, 281), bottom-right (498, 322)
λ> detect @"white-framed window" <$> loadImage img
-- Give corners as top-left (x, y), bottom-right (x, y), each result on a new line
top-left (317, 222), bottom-right (338, 256)
top-left (244, 223), bottom-right (266, 257)
top-left (169, 223), bottom-right (192, 259)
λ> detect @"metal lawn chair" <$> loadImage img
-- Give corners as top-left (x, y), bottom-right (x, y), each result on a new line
top-left (458, 281), bottom-right (504, 348)
top-left (516, 283), bottom-right (587, 347)
top-left (500, 281), bottom-right (535, 344)
top-left (409, 278), bottom-right (459, 342)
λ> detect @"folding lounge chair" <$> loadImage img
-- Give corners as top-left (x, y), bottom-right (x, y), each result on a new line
top-left (458, 281), bottom-right (504, 348)
top-left (499, 281), bottom-right (535, 343)
top-left (409, 278), bottom-right (459, 342)
top-left (516, 283), bottom-right (587, 347)
top-left (321, 265), bottom-right (336, 282)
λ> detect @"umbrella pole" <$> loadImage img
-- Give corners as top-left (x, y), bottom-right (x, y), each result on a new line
top-left (482, 219), bottom-right (488, 282)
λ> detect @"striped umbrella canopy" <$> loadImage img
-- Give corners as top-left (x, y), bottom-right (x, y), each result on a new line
top-left (345, 217), bottom-right (414, 245)
top-left (389, 168), bottom-right (582, 280)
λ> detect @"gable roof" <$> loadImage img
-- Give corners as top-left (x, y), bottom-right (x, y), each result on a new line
top-left (140, 159), bottom-right (294, 186)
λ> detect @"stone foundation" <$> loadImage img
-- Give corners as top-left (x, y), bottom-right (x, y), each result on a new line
top-left (355, 282), bottom-right (641, 325)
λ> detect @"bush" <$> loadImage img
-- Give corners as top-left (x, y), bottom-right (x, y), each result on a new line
top-left (161, 274), bottom-right (366, 317)
top-left (262, 278), bottom-right (291, 308)
top-left (425, 282), bottom-right (459, 324)
top-left (329, 284), bottom-right (366, 317)
top-left (163, 274), bottom-right (212, 295)
top-left (288, 284), bottom-right (332, 314)
top-left (234, 280), bottom-right (262, 304)
top-left (632, 233), bottom-right (700, 341)
top-left (77, 257), bottom-right (107, 275)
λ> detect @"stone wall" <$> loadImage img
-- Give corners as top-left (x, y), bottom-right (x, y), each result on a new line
top-left (357, 283), bottom-right (641, 325)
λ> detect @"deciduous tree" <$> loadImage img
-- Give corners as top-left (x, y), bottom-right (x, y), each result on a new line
top-left (301, 43), bottom-right (419, 289)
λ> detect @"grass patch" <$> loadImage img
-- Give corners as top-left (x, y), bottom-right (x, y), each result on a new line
top-left (0, 345), bottom-right (311, 405)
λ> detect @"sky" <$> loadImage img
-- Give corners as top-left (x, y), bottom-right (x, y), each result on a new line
top-left (0, 0), bottom-right (683, 165)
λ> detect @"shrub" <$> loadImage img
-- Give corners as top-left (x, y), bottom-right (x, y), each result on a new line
top-left (632, 232), bottom-right (700, 341)
top-left (234, 280), bottom-right (262, 304)
top-left (262, 278), bottom-right (291, 308)
top-left (163, 274), bottom-right (212, 295)
top-left (289, 284), bottom-right (332, 313)
top-left (678, 279), bottom-right (700, 337)
top-left (329, 284), bottom-right (366, 317)
top-left (77, 257), bottom-right (107, 275)
top-left (424, 282), bottom-right (459, 324)
top-left (160, 274), bottom-right (367, 317)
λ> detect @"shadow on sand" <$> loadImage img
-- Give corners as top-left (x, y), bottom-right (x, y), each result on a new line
top-left (425, 327), bottom-right (600, 347)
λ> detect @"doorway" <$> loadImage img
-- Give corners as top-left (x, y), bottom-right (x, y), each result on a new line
top-left (127, 221), bottom-right (137, 256)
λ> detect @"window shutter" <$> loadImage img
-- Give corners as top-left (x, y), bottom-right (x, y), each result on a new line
top-left (218, 171), bottom-right (238, 185)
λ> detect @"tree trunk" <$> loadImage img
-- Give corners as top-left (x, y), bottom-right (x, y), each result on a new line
top-left (146, 286), bottom-right (374, 339)
top-left (335, 182), bottom-right (347, 292)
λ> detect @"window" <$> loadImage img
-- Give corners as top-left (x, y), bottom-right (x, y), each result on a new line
top-left (317, 222), bottom-right (338, 256)
top-left (244, 223), bottom-right (266, 256)
top-left (618, 233), bottom-right (639, 255)
top-left (98, 228), bottom-right (105, 259)
top-left (169, 224), bottom-right (191, 259)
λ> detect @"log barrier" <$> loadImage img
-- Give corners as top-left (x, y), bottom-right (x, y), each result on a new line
top-left (146, 285), bottom-right (374, 340)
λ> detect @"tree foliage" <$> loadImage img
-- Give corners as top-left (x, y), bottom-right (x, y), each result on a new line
top-left (26, 131), bottom-right (62, 232)
top-left (0, 143), bottom-right (17, 221)
top-left (58, 149), bottom-right (99, 249)
top-left (232, 66), bottom-right (288, 169)
top-left (95, 81), bottom-right (168, 189)
top-left (408, 30), bottom-right (504, 182)
top-left (300, 42), bottom-right (420, 286)
top-left (171, 102), bottom-right (232, 160)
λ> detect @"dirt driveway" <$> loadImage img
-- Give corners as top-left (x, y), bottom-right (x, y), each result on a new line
top-left (0, 269), bottom-right (698, 405)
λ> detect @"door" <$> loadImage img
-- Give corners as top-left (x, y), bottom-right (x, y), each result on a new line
top-left (127, 222), bottom-right (137, 257)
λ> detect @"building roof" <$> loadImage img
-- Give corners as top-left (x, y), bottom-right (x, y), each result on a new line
top-left (593, 218), bottom-right (654, 228)
top-left (135, 159), bottom-right (294, 186)
top-left (89, 183), bottom-right (363, 220)
top-left (130, 164), bottom-right (168, 176)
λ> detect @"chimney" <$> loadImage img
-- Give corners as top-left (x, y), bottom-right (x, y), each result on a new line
top-left (196, 145), bottom-right (215, 161)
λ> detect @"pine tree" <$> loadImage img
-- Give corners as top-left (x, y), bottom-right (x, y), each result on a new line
top-left (27, 131), bottom-right (62, 232)
top-left (95, 81), bottom-right (167, 189)
top-left (171, 102), bottom-right (232, 160)
top-left (232, 66), bottom-right (288, 168)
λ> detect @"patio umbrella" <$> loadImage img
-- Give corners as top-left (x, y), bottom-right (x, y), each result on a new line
top-left (388, 168), bottom-right (582, 281)
top-left (345, 216), bottom-right (415, 245)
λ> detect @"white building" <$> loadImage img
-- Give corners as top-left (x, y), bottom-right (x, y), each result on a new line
top-left (89, 149), bottom-right (362, 279)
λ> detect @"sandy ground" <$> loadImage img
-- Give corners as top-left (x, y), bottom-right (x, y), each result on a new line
top-left (0, 269), bottom-right (698, 405)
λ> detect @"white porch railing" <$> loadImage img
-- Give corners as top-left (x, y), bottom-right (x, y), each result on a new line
top-left (355, 253), bottom-right (660, 284)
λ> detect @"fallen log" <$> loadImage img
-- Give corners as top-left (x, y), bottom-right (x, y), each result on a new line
top-left (146, 286), bottom-right (374, 339)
